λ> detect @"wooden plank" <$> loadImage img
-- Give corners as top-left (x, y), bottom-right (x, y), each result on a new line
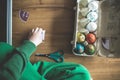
top-left (13, 0), bottom-right (75, 10)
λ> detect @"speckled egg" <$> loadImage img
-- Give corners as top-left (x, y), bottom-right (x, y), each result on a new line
top-left (87, 12), bottom-right (98, 22)
top-left (85, 44), bottom-right (95, 55)
top-left (88, 1), bottom-right (99, 11)
top-left (74, 43), bottom-right (85, 54)
top-left (86, 33), bottom-right (96, 44)
top-left (77, 32), bottom-right (86, 43)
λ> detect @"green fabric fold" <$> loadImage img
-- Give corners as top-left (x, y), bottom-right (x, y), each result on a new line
top-left (20, 61), bottom-right (91, 80)
top-left (16, 40), bottom-right (36, 60)
top-left (0, 42), bottom-right (14, 64)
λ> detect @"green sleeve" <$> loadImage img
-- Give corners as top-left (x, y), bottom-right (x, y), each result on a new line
top-left (0, 40), bottom-right (36, 80)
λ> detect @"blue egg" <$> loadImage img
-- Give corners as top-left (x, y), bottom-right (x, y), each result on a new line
top-left (74, 43), bottom-right (85, 54)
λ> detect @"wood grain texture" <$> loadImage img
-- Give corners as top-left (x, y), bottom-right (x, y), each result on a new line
top-left (12, 0), bottom-right (120, 80)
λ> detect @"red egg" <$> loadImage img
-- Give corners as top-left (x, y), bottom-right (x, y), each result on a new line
top-left (86, 33), bottom-right (96, 44)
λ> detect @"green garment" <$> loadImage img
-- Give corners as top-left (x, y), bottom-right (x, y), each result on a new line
top-left (0, 41), bottom-right (91, 80)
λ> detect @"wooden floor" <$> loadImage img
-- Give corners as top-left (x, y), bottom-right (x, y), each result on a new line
top-left (12, 0), bottom-right (120, 80)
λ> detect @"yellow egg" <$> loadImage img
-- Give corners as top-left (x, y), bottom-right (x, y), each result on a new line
top-left (77, 32), bottom-right (85, 43)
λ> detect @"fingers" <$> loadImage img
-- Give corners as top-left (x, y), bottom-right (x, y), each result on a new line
top-left (31, 27), bottom-right (46, 40)
top-left (32, 27), bottom-right (43, 33)
top-left (29, 27), bottom-right (46, 46)
top-left (34, 27), bottom-right (39, 33)
top-left (39, 28), bottom-right (43, 34)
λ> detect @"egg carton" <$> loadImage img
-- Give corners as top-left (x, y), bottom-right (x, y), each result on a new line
top-left (72, 0), bottom-right (99, 56)
top-left (72, 0), bottom-right (120, 58)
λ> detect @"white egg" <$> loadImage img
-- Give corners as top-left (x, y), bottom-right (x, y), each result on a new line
top-left (88, 1), bottom-right (99, 11)
top-left (86, 22), bottom-right (97, 32)
top-left (87, 12), bottom-right (98, 22)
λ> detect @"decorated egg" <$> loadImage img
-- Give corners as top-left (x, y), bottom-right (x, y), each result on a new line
top-left (86, 22), bottom-right (97, 32)
top-left (86, 33), bottom-right (96, 44)
top-left (77, 32), bottom-right (86, 43)
top-left (87, 12), bottom-right (98, 22)
top-left (74, 43), bottom-right (85, 54)
top-left (88, 1), bottom-right (99, 11)
top-left (85, 44), bottom-right (95, 55)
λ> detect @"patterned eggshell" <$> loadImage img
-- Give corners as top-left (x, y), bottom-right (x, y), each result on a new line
top-left (74, 43), bottom-right (85, 54)
top-left (85, 44), bottom-right (95, 55)
top-left (86, 33), bottom-right (96, 44)
top-left (77, 32), bottom-right (86, 43)
top-left (88, 1), bottom-right (99, 11)
top-left (87, 12), bottom-right (98, 22)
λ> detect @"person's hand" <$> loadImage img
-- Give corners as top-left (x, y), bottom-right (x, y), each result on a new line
top-left (29, 27), bottom-right (45, 46)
